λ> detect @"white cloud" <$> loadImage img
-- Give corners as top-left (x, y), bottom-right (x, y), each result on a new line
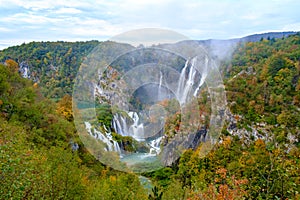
top-left (55, 7), bottom-right (82, 14)
top-left (63, 18), bottom-right (122, 37)
top-left (0, 27), bottom-right (13, 32)
top-left (283, 23), bottom-right (300, 31)
top-left (0, 0), bottom-right (92, 10)
top-left (3, 13), bottom-right (62, 24)
top-left (0, 0), bottom-right (299, 49)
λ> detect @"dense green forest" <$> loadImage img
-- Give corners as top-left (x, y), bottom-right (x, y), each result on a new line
top-left (1, 33), bottom-right (300, 199)
top-left (0, 41), bottom-right (99, 99)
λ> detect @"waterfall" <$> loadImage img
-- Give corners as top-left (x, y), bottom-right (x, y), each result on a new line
top-left (121, 115), bottom-right (129, 135)
top-left (95, 84), bottom-right (103, 95)
top-left (112, 115), bottom-right (121, 134)
top-left (193, 57), bottom-right (208, 96)
top-left (181, 58), bottom-right (197, 103)
top-left (128, 112), bottom-right (145, 141)
top-left (176, 57), bottom-right (208, 104)
top-left (19, 62), bottom-right (30, 79)
top-left (112, 113), bottom-right (128, 136)
top-left (176, 58), bottom-right (198, 105)
top-left (85, 122), bottom-right (121, 153)
top-left (176, 60), bottom-right (189, 103)
top-left (113, 140), bottom-right (121, 153)
top-left (158, 71), bottom-right (163, 101)
top-left (112, 112), bottom-right (145, 141)
top-left (23, 67), bottom-right (29, 78)
top-left (149, 136), bottom-right (163, 155)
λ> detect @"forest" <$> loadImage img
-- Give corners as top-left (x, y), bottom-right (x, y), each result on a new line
top-left (0, 33), bottom-right (300, 199)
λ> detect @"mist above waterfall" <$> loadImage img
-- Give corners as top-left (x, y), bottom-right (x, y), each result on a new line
top-left (208, 39), bottom-right (238, 61)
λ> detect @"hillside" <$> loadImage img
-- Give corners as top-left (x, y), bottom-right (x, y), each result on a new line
top-left (240, 31), bottom-right (297, 42)
top-left (225, 32), bottom-right (300, 144)
top-left (0, 32), bottom-right (300, 199)
top-left (0, 41), bottom-right (99, 99)
top-left (0, 63), bottom-right (148, 199)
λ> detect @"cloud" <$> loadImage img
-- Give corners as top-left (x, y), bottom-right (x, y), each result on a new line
top-left (0, 27), bottom-right (13, 32)
top-left (3, 13), bottom-right (62, 24)
top-left (63, 18), bottom-right (122, 37)
top-left (55, 7), bottom-right (82, 14)
top-left (0, 0), bottom-right (299, 49)
top-left (0, 0), bottom-right (92, 10)
top-left (283, 23), bottom-right (300, 31)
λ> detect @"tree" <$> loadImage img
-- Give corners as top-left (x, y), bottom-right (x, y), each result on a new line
top-left (56, 94), bottom-right (73, 121)
top-left (5, 59), bottom-right (19, 72)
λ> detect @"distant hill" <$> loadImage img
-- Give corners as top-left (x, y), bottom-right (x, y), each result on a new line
top-left (240, 31), bottom-right (297, 42)
top-left (193, 31), bottom-right (299, 61)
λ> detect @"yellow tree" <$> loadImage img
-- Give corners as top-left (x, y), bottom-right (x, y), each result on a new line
top-left (5, 59), bottom-right (19, 72)
top-left (56, 94), bottom-right (73, 121)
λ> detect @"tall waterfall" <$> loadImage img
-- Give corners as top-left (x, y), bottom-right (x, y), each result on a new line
top-left (176, 59), bottom-right (189, 104)
top-left (158, 71), bottom-right (163, 101)
top-left (180, 58), bottom-right (197, 105)
top-left (176, 57), bottom-right (207, 105)
top-left (194, 56), bottom-right (208, 96)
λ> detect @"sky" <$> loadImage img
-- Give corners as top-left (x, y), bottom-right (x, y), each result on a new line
top-left (0, 0), bottom-right (299, 50)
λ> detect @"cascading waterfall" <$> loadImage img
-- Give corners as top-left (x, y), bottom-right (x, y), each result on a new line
top-left (128, 112), bottom-right (145, 141)
top-left (85, 121), bottom-right (121, 153)
top-left (112, 113), bottom-right (129, 136)
top-left (112, 112), bottom-right (163, 155)
top-left (149, 136), bottom-right (163, 155)
top-left (87, 56), bottom-right (208, 158)
top-left (112, 112), bottom-right (144, 140)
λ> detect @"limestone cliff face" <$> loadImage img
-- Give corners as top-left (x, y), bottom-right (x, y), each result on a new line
top-left (225, 109), bottom-right (298, 149)
top-left (161, 128), bottom-right (207, 166)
